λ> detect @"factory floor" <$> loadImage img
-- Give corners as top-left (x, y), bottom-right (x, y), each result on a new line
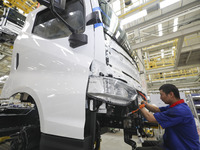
top-left (0, 129), bottom-right (159, 150)
top-left (101, 130), bottom-right (142, 150)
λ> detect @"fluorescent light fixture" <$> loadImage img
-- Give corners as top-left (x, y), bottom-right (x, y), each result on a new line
top-left (113, 0), bottom-right (121, 16)
top-left (173, 18), bottom-right (178, 32)
top-left (160, 0), bottom-right (180, 9)
top-left (18, 9), bottom-right (24, 14)
top-left (172, 48), bottom-right (174, 56)
top-left (161, 49), bottom-right (164, 58)
top-left (121, 9), bottom-right (147, 25)
top-left (120, 23), bottom-right (123, 29)
top-left (172, 46), bottom-right (175, 56)
top-left (109, 13), bottom-right (118, 33)
top-left (158, 24), bottom-right (163, 36)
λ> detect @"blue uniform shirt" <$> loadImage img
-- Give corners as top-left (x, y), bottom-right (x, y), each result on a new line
top-left (154, 102), bottom-right (200, 150)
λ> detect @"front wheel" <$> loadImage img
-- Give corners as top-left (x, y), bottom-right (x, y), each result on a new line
top-left (10, 125), bottom-right (40, 150)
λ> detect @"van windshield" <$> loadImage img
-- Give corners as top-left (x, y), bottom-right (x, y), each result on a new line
top-left (98, 0), bottom-right (131, 55)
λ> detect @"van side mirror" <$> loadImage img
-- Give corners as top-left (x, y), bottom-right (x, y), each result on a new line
top-left (37, 0), bottom-right (87, 48)
top-left (69, 33), bottom-right (88, 48)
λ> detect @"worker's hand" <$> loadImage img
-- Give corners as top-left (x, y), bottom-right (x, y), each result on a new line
top-left (139, 103), bottom-right (146, 109)
top-left (141, 100), bottom-right (147, 105)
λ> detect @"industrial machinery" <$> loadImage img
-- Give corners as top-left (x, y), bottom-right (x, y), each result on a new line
top-left (0, 0), bottom-right (146, 149)
top-left (0, 7), bottom-right (26, 44)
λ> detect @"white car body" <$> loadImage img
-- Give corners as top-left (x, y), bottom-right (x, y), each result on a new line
top-left (1, 0), bottom-right (144, 149)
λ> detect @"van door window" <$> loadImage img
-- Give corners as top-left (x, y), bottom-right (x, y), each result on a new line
top-left (32, 0), bottom-right (85, 39)
top-left (32, 9), bottom-right (71, 39)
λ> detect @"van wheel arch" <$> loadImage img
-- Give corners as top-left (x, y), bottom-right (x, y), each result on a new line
top-left (5, 92), bottom-right (42, 150)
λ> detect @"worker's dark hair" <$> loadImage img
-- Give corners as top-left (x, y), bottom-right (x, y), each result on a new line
top-left (159, 84), bottom-right (180, 99)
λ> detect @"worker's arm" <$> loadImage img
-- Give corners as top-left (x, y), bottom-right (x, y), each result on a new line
top-left (141, 101), bottom-right (160, 113)
top-left (140, 107), bottom-right (158, 123)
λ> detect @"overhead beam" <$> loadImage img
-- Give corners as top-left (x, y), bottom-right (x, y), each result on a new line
top-left (146, 64), bottom-right (200, 74)
top-left (0, 50), bottom-right (12, 57)
top-left (182, 43), bottom-right (200, 53)
top-left (119, 0), bottom-right (158, 18)
top-left (146, 66), bottom-right (174, 74)
top-left (174, 37), bottom-right (184, 69)
top-left (0, 55), bottom-right (10, 63)
top-left (148, 82), bottom-right (200, 88)
top-left (148, 83), bottom-right (200, 92)
top-left (130, 24), bottom-right (200, 50)
top-left (148, 87), bottom-right (200, 93)
top-left (143, 40), bottom-right (174, 52)
top-left (125, 0), bottom-right (200, 32)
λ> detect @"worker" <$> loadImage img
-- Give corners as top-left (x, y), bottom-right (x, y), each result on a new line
top-left (137, 84), bottom-right (200, 150)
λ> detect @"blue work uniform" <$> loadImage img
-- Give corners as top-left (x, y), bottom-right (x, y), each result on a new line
top-left (154, 100), bottom-right (200, 150)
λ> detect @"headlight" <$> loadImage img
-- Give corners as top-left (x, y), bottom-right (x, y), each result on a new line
top-left (87, 76), bottom-right (138, 106)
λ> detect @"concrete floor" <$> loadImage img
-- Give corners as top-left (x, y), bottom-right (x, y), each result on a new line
top-left (0, 130), bottom-right (152, 150)
top-left (101, 130), bottom-right (142, 150)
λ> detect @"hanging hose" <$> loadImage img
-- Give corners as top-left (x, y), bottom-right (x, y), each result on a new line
top-left (124, 129), bottom-right (137, 150)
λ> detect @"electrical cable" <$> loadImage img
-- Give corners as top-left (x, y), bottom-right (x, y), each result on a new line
top-left (127, 91), bottom-right (147, 115)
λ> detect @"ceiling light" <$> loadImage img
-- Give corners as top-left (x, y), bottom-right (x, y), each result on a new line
top-left (113, 0), bottom-right (121, 16)
top-left (158, 24), bottom-right (163, 36)
top-left (160, 0), bottom-right (180, 9)
top-left (121, 10), bottom-right (147, 25)
top-left (172, 49), bottom-right (174, 56)
top-left (173, 18), bottom-right (178, 32)
top-left (161, 49), bottom-right (164, 58)
top-left (18, 9), bottom-right (24, 14)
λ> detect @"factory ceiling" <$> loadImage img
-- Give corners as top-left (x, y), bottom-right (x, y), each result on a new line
top-left (0, 0), bottom-right (200, 93)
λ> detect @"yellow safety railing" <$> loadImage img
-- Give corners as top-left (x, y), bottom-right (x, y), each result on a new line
top-left (118, 0), bottom-right (157, 18)
top-left (184, 35), bottom-right (200, 46)
top-left (147, 67), bottom-right (199, 82)
top-left (144, 56), bottom-right (175, 70)
top-left (143, 39), bottom-right (178, 70)
top-left (142, 39), bottom-right (178, 51)
top-left (3, 0), bottom-right (39, 14)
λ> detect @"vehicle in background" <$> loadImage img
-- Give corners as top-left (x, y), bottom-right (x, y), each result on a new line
top-left (0, 7), bottom-right (26, 44)
top-left (0, 0), bottom-right (147, 150)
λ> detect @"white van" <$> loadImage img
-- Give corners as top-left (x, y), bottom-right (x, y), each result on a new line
top-left (0, 0), bottom-right (146, 149)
